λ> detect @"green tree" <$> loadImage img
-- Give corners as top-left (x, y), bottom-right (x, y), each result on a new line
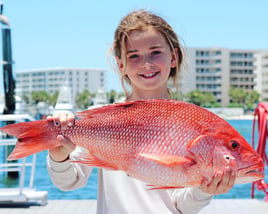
top-left (186, 90), bottom-right (204, 106)
top-left (108, 90), bottom-right (117, 103)
top-left (169, 90), bottom-right (183, 100)
top-left (245, 90), bottom-right (260, 110)
top-left (22, 94), bottom-right (30, 104)
top-left (30, 90), bottom-right (59, 106)
top-left (76, 90), bottom-right (94, 109)
top-left (31, 91), bottom-right (51, 105)
top-left (202, 92), bottom-right (220, 107)
top-left (186, 90), bottom-right (219, 107)
top-left (228, 87), bottom-right (246, 106)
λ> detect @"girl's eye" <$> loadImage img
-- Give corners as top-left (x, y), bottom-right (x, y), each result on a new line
top-left (128, 54), bottom-right (139, 59)
top-left (152, 51), bottom-right (161, 55)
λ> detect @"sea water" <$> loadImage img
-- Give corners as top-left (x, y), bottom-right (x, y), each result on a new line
top-left (0, 119), bottom-right (267, 200)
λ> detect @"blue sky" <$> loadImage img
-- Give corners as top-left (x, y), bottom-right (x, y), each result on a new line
top-left (1, 0), bottom-right (268, 92)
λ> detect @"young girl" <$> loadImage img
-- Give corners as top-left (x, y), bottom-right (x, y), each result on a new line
top-left (47, 9), bottom-right (235, 214)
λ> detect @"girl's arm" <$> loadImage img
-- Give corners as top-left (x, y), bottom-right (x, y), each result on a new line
top-left (173, 167), bottom-right (235, 213)
top-left (47, 145), bottom-right (93, 191)
top-left (46, 112), bottom-right (93, 191)
top-left (172, 187), bottom-right (213, 214)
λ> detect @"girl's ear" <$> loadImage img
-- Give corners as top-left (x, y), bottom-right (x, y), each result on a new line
top-left (116, 56), bottom-right (124, 72)
top-left (171, 48), bottom-right (179, 68)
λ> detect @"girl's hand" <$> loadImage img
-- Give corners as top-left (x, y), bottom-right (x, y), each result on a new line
top-left (47, 112), bottom-right (76, 162)
top-left (199, 167), bottom-right (236, 195)
top-left (48, 111), bottom-right (75, 131)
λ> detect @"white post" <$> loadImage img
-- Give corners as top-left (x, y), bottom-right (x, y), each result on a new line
top-left (29, 154), bottom-right (37, 188)
top-left (19, 158), bottom-right (26, 194)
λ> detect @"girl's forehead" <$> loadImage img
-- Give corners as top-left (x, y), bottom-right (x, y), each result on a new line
top-left (127, 27), bottom-right (160, 38)
top-left (125, 27), bottom-right (167, 48)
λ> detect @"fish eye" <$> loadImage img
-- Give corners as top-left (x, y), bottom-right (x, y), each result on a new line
top-left (229, 140), bottom-right (240, 151)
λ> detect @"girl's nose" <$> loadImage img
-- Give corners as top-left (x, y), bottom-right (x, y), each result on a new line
top-left (141, 56), bottom-right (154, 69)
top-left (142, 62), bottom-right (154, 69)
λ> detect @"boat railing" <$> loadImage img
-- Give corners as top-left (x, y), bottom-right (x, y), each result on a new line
top-left (0, 114), bottom-right (47, 205)
top-left (0, 138), bottom-right (36, 194)
top-left (252, 103), bottom-right (268, 202)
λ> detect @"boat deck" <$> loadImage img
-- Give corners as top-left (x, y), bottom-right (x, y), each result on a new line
top-left (0, 199), bottom-right (268, 214)
top-left (0, 188), bottom-right (48, 206)
top-left (200, 199), bottom-right (268, 214)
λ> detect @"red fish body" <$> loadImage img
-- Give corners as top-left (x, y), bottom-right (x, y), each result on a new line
top-left (0, 99), bottom-right (264, 188)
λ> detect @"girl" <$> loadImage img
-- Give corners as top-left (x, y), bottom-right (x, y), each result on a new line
top-left (47, 9), bottom-right (235, 214)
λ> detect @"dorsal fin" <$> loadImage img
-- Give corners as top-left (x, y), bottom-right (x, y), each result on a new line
top-left (76, 99), bottom-right (173, 119)
top-left (76, 101), bottom-right (138, 119)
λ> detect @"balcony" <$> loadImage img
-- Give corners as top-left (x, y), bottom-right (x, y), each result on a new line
top-left (262, 58), bottom-right (268, 66)
top-left (196, 79), bottom-right (222, 85)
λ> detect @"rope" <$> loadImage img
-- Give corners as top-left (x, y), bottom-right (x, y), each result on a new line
top-left (251, 103), bottom-right (268, 202)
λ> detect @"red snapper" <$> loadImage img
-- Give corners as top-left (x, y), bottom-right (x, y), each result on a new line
top-left (0, 99), bottom-right (264, 188)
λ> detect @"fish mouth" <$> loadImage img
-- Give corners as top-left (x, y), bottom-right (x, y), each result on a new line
top-left (235, 165), bottom-right (264, 184)
top-left (240, 165), bottom-right (264, 178)
top-left (245, 169), bottom-right (264, 176)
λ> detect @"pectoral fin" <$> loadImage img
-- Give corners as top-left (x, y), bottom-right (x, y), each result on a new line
top-left (71, 152), bottom-right (119, 170)
top-left (138, 153), bottom-right (196, 167)
top-left (187, 135), bottom-right (216, 155)
top-left (146, 185), bottom-right (184, 190)
top-left (187, 135), bottom-right (209, 150)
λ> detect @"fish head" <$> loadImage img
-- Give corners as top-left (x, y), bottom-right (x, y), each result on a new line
top-left (187, 122), bottom-right (264, 184)
top-left (211, 129), bottom-right (264, 184)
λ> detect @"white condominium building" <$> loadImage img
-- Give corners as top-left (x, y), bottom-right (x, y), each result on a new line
top-left (180, 47), bottom-right (258, 106)
top-left (254, 52), bottom-right (268, 102)
top-left (15, 67), bottom-right (107, 105)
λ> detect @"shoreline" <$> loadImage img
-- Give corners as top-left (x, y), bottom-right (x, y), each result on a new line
top-left (222, 115), bottom-right (255, 120)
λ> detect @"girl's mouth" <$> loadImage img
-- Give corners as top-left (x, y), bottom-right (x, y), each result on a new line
top-left (140, 72), bottom-right (159, 79)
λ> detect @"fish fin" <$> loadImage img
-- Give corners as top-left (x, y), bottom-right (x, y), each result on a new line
top-left (76, 99), bottom-right (180, 119)
top-left (71, 152), bottom-right (118, 170)
top-left (76, 100), bottom-right (155, 119)
top-left (0, 120), bottom-right (49, 139)
top-left (0, 120), bottom-right (60, 160)
top-left (76, 102), bottom-right (137, 119)
top-left (138, 153), bottom-right (196, 167)
top-left (187, 135), bottom-right (212, 150)
top-left (146, 185), bottom-right (184, 190)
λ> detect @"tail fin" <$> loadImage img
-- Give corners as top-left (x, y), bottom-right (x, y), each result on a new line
top-left (0, 120), bottom-right (60, 160)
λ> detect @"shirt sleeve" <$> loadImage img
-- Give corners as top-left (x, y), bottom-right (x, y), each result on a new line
top-left (47, 147), bottom-right (93, 191)
top-left (172, 187), bottom-right (213, 214)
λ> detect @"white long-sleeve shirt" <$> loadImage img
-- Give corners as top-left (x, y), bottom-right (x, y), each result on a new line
top-left (47, 148), bottom-right (213, 214)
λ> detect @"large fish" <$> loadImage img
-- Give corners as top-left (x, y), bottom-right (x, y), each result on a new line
top-left (0, 99), bottom-right (264, 188)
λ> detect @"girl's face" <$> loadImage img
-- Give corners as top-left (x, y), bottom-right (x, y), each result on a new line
top-left (117, 27), bottom-right (177, 100)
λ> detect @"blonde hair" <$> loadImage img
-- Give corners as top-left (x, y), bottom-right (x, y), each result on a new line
top-left (111, 9), bottom-right (184, 97)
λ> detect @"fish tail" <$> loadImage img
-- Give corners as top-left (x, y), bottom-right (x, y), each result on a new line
top-left (0, 120), bottom-right (60, 160)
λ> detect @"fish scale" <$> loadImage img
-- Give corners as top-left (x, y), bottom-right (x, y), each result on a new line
top-left (0, 99), bottom-right (264, 189)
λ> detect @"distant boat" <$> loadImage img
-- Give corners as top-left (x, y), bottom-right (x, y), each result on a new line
top-left (92, 89), bottom-right (108, 107)
top-left (54, 85), bottom-right (74, 112)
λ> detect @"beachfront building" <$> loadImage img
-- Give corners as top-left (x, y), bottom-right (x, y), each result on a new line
top-left (15, 67), bottom-right (107, 107)
top-left (254, 52), bottom-right (268, 102)
top-left (179, 48), bottom-right (259, 107)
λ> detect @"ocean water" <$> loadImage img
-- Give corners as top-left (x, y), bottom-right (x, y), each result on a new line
top-left (0, 119), bottom-right (267, 200)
